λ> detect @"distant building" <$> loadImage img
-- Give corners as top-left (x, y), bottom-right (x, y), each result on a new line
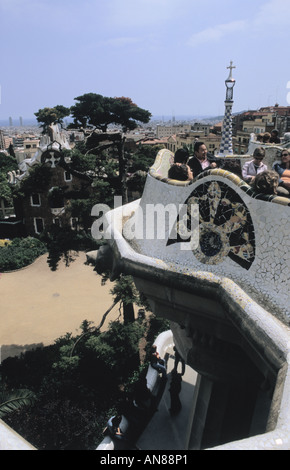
top-left (233, 131), bottom-right (250, 155)
top-left (4, 136), bottom-right (13, 150)
top-left (136, 137), bottom-right (168, 147)
top-left (10, 135), bottom-right (41, 162)
top-left (8, 124), bottom-right (92, 237)
top-left (166, 132), bottom-right (221, 156)
top-left (0, 129), bottom-right (5, 150)
top-left (242, 118), bottom-right (266, 134)
top-left (191, 122), bottom-right (211, 134)
top-left (233, 105), bottom-right (290, 139)
top-left (17, 163), bottom-right (89, 236)
top-left (156, 124), bottom-right (192, 139)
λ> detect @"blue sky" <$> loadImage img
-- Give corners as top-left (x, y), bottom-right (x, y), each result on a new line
top-left (0, 0), bottom-right (289, 122)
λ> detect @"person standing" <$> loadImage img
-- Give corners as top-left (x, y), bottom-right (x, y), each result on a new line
top-left (169, 370), bottom-right (182, 415)
top-left (173, 346), bottom-right (185, 376)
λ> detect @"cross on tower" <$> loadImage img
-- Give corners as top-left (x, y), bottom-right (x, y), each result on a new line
top-left (227, 61), bottom-right (236, 80)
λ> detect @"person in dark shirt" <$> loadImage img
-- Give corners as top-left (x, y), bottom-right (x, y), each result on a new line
top-left (188, 142), bottom-right (218, 177)
top-left (173, 148), bottom-right (190, 164)
top-left (270, 129), bottom-right (281, 144)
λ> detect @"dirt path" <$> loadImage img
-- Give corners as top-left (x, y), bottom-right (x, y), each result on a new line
top-left (0, 252), bottom-right (122, 361)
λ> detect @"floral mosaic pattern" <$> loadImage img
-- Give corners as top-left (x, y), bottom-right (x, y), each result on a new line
top-left (167, 181), bottom-right (255, 270)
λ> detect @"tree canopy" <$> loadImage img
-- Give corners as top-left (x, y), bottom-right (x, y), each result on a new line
top-left (0, 152), bottom-right (18, 207)
top-left (35, 105), bottom-right (71, 133)
top-left (70, 94), bottom-right (151, 132)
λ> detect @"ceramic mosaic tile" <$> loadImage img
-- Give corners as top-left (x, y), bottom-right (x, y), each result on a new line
top-left (167, 180), bottom-right (255, 270)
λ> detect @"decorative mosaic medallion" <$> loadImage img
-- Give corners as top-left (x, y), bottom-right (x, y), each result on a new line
top-left (167, 181), bottom-right (255, 270)
top-left (41, 150), bottom-right (62, 168)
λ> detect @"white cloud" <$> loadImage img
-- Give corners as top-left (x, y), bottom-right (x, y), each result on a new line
top-left (254, 0), bottom-right (290, 28)
top-left (186, 0), bottom-right (290, 49)
top-left (187, 20), bottom-right (247, 47)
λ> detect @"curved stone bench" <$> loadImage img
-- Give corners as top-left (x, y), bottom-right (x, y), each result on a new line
top-left (94, 145), bottom-right (290, 449)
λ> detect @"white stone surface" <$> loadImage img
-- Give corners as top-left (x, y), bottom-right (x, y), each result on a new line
top-left (0, 420), bottom-right (36, 450)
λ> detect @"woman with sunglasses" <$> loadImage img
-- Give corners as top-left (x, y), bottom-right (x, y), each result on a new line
top-left (242, 147), bottom-right (268, 184)
top-left (273, 150), bottom-right (290, 196)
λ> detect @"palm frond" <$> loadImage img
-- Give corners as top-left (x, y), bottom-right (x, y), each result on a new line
top-left (0, 390), bottom-right (36, 418)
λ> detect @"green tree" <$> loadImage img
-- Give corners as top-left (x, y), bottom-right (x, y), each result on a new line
top-left (35, 105), bottom-right (70, 134)
top-left (70, 94), bottom-right (151, 133)
top-left (0, 388), bottom-right (36, 419)
top-left (0, 317), bottom-right (147, 449)
top-left (109, 275), bottom-right (138, 324)
top-left (70, 93), bottom-right (113, 131)
top-left (0, 153), bottom-right (18, 211)
top-left (85, 320), bottom-right (145, 379)
top-left (8, 143), bottom-right (16, 158)
top-left (98, 274), bottom-right (150, 324)
top-left (70, 93), bottom-right (151, 203)
top-left (128, 144), bottom-right (163, 173)
top-left (14, 164), bottom-right (52, 197)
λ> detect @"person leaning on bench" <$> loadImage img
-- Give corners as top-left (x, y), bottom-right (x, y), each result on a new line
top-left (150, 344), bottom-right (167, 379)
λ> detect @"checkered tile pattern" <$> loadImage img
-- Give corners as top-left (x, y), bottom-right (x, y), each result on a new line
top-left (219, 103), bottom-right (233, 156)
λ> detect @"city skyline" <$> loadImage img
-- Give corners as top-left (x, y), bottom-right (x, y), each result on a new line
top-left (0, 0), bottom-right (289, 121)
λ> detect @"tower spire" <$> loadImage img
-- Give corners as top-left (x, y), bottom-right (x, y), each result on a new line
top-left (218, 61), bottom-right (236, 156)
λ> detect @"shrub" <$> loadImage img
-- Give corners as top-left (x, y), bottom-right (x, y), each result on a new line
top-left (0, 237), bottom-right (47, 271)
top-left (0, 318), bottom-right (147, 449)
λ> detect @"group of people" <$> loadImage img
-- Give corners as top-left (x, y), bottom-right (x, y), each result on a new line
top-left (168, 140), bottom-right (290, 197)
top-left (168, 142), bottom-right (218, 182)
top-left (255, 129), bottom-right (281, 144)
top-left (242, 147), bottom-right (290, 196)
top-left (104, 343), bottom-right (186, 443)
top-left (150, 344), bottom-right (185, 415)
